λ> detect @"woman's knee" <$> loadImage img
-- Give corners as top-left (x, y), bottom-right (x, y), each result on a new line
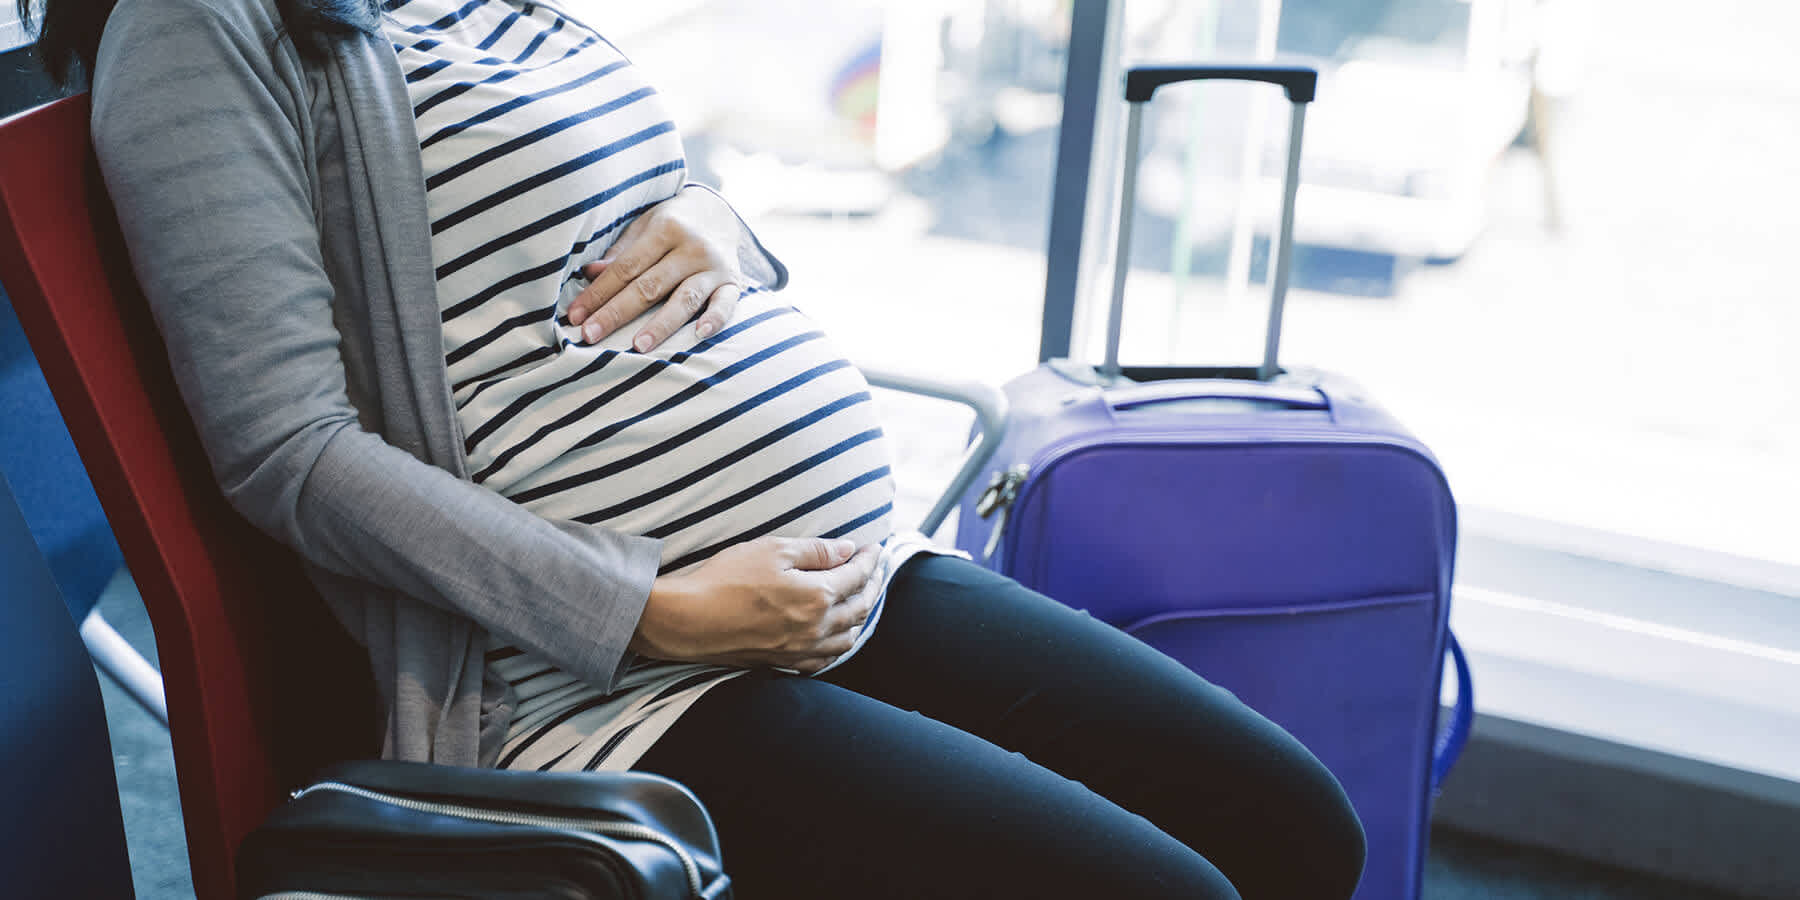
top-left (1238, 728), bottom-right (1367, 898)
top-left (1145, 686), bottom-right (1367, 898)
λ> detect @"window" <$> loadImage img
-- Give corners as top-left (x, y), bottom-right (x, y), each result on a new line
top-left (620, 1), bottom-right (1061, 380)
top-left (1, 5), bottom-right (30, 54)
top-left (1091, 0), bottom-right (1799, 566)
top-left (617, 1), bottom-right (1074, 518)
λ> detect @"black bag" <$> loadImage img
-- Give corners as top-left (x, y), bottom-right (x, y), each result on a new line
top-left (237, 760), bottom-right (732, 900)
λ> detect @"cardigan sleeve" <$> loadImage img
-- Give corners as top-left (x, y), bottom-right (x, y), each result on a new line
top-left (90, 0), bottom-right (659, 693)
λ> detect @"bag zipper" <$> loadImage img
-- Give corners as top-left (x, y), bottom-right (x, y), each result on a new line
top-left (974, 463), bottom-right (1031, 561)
top-left (290, 781), bottom-right (708, 898)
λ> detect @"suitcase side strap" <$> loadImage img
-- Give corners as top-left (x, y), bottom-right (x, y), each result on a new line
top-left (1433, 632), bottom-right (1474, 794)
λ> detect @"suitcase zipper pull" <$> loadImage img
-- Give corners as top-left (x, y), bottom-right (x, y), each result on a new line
top-left (975, 464), bottom-right (1029, 561)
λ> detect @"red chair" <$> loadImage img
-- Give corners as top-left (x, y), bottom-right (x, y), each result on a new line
top-left (0, 95), bottom-right (376, 900)
top-left (1, 91), bottom-right (1012, 900)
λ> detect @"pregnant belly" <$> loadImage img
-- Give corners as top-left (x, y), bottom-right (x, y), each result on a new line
top-left (461, 292), bottom-right (896, 572)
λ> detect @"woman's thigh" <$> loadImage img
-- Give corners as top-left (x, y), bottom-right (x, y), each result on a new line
top-left (633, 669), bottom-right (1239, 900)
top-left (819, 554), bottom-right (1367, 900)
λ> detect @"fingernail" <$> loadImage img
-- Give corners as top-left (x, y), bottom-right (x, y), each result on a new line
top-left (633, 333), bottom-right (654, 352)
top-left (584, 322), bottom-right (602, 343)
top-left (833, 539), bottom-right (855, 556)
top-left (696, 321), bottom-right (715, 340)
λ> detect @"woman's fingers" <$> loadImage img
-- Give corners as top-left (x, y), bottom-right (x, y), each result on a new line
top-left (574, 253), bottom-right (686, 346)
top-left (822, 590), bottom-right (874, 634)
top-left (787, 627), bottom-right (861, 674)
top-left (780, 537), bottom-right (859, 571)
top-left (566, 192), bottom-right (745, 352)
top-left (766, 546), bottom-right (873, 668)
top-left (783, 588), bottom-right (875, 671)
top-left (568, 222), bottom-right (663, 329)
top-left (647, 537), bottom-right (878, 673)
top-left (817, 545), bottom-right (880, 599)
top-left (631, 273), bottom-right (740, 351)
top-left (693, 280), bottom-right (741, 342)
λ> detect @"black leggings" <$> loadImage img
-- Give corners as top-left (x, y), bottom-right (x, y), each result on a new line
top-left (635, 555), bottom-right (1366, 900)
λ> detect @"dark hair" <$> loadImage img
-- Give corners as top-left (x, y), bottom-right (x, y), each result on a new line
top-left (19, 0), bottom-right (381, 85)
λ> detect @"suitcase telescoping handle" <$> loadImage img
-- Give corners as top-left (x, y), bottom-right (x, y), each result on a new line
top-left (1102, 64), bottom-right (1318, 383)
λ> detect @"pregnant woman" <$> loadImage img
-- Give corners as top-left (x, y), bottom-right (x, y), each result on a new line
top-left (30, 0), bottom-right (1366, 895)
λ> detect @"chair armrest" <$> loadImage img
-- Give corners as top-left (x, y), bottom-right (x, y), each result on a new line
top-left (858, 366), bottom-right (1009, 538)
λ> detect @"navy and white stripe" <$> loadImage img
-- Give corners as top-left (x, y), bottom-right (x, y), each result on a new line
top-left (385, 0), bottom-right (952, 773)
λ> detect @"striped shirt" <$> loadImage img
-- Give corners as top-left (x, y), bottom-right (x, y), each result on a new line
top-left (383, 0), bottom-right (949, 772)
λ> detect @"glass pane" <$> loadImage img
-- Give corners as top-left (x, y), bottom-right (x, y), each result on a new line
top-left (1, 6), bottom-right (29, 53)
top-left (1103, 0), bottom-right (1800, 565)
top-left (612, 0), bottom-right (1075, 524)
top-left (619, 0), bottom-right (1070, 386)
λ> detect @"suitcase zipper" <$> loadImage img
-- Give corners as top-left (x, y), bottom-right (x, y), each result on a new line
top-left (974, 463), bottom-right (1031, 561)
top-left (289, 781), bottom-right (708, 899)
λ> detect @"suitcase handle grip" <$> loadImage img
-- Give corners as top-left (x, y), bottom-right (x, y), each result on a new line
top-left (1124, 64), bottom-right (1318, 104)
top-left (1108, 380), bottom-right (1328, 412)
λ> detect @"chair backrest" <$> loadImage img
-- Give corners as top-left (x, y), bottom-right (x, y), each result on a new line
top-left (0, 472), bottom-right (136, 899)
top-left (0, 95), bottom-right (375, 900)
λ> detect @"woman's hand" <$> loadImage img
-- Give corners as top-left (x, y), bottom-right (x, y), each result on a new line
top-left (631, 537), bottom-right (881, 674)
top-left (567, 186), bottom-right (748, 352)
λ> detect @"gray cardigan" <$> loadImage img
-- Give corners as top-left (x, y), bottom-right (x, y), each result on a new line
top-left (91, 0), bottom-right (777, 765)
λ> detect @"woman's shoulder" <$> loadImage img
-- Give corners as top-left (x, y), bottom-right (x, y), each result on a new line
top-left (103, 0), bottom-right (286, 32)
top-left (97, 0), bottom-right (288, 67)
top-left (92, 0), bottom-right (308, 134)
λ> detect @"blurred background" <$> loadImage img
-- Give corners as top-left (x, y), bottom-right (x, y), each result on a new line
top-left (618, 0), bottom-right (1798, 569)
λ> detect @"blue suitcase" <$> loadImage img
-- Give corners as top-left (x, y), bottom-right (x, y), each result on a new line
top-left (953, 65), bottom-right (1471, 900)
